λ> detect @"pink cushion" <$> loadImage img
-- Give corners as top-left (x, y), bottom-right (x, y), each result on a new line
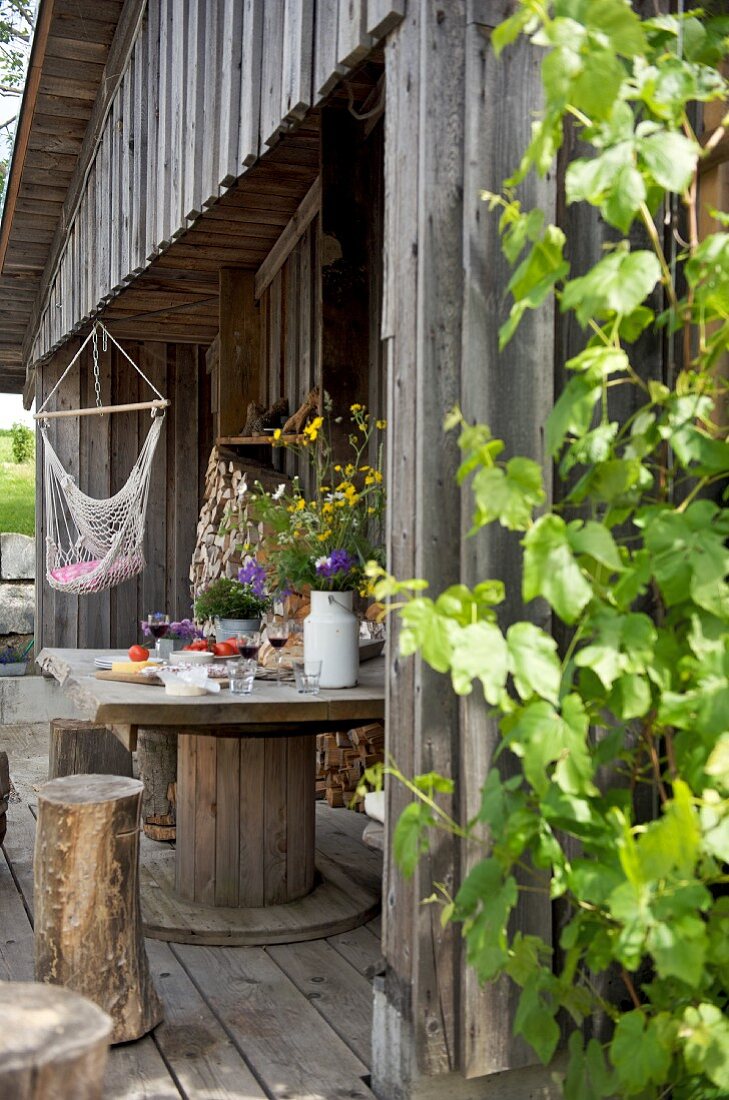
top-left (50, 559), bottom-right (102, 584)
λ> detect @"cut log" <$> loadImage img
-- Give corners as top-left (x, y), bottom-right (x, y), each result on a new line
top-left (34, 775), bottom-right (163, 1044)
top-left (0, 751), bottom-right (9, 846)
top-left (48, 719), bottom-right (133, 781)
top-left (0, 981), bottom-right (112, 1099)
top-left (136, 727), bottom-right (177, 837)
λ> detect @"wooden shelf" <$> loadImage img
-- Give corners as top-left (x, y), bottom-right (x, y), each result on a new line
top-left (216, 434), bottom-right (303, 447)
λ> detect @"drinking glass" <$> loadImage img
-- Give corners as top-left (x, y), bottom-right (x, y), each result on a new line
top-left (293, 658), bottom-right (322, 695)
top-left (266, 618), bottom-right (290, 682)
top-left (147, 612), bottom-right (170, 660)
top-left (236, 630), bottom-right (261, 661)
top-left (227, 658), bottom-right (256, 694)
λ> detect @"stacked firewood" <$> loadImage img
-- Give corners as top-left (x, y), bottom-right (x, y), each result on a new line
top-left (189, 446), bottom-right (285, 598)
top-left (316, 724), bottom-right (385, 810)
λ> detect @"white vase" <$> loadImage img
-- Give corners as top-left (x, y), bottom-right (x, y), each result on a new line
top-left (304, 590), bottom-right (359, 688)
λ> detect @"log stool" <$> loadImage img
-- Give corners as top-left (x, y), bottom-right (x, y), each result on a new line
top-left (0, 981), bottom-right (112, 1099)
top-left (48, 719), bottom-right (133, 781)
top-left (34, 775), bottom-right (163, 1043)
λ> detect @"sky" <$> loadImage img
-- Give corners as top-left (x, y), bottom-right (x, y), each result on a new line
top-left (0, 392), bottom-right (33, 428)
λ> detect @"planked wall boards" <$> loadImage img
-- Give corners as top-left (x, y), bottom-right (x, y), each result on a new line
top-left (35, 340), bottom-right (213, 652)
top-left (25, 0), bottom-right (400, 372)
top-left (375, 2), bottom-right (562, 1097)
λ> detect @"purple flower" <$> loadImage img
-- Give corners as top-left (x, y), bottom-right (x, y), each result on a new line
top-left (238, 559), bottom-right (268, 598)
top-left (169, 619), bottom-right (203, 642)
top-left (315, 549), bottom-right (355, 579)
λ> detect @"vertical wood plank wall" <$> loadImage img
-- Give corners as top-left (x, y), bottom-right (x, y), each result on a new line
top-left (35, 340), bottom-right (212, 650)
top-left (378, 0), bottom-right (555, 1090)
top-left (30, 0), bottom-right (398, 368)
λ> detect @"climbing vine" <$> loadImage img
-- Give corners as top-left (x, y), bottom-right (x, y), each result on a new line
top-left (365, 3), bottom-right (729, 1097)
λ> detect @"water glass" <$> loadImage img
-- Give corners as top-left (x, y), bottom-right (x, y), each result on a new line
top-left (227, 658), bottom-right (256, 694)
top-left (293, 658), bottom-right (322, 695)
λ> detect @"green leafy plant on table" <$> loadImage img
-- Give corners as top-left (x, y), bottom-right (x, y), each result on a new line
top-left (242, 398), bottom-right (386, 596)
top-left (192, 576), bottom-right (269, 623)
top-left (363, 4), bottom-right (729, 1098)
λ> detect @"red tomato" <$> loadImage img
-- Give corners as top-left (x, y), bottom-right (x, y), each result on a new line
top-left (223, 637), bottom-right (240, 653)
top-left (190, 639), bottom-right (209, 651)
top-left (128, 644), bottom-right (150, 662)
top-left (212, 642), bottom-right (236, 657)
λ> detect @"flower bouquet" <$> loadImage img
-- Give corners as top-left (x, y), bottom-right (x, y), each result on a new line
top-left (245, 401), bottom-right (386, 597)
top-left (237, 400), bottom-right (386, 687)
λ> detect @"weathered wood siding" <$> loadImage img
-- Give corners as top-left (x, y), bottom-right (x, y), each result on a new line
top-left (377, 0), bottom-right (555, 1091)
top-left (29, 0), bottom-right (400, 369)
top-left (35, 340), bottom-right (212, 650)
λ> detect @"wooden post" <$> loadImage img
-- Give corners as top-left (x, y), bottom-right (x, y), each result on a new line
top-left (320, 102), bottom-right (371, 457)
top-left (34, 775), bottom-right (163, 1044)
top-left (48, 719), bottom-right (133, 780)
top-left (136, 727), bottom-right (178, 832)
top-left (0, 982), bottom-right (112, 1100)
top-left (217, 268), bottom-right (261, 437)
top-left (175, 732), bottom-right (316, 907)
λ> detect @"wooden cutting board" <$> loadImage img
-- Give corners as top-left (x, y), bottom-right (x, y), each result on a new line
top-left (95, 669), bottom-right (165, 686)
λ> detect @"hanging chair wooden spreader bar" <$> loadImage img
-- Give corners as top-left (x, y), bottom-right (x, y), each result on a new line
top-left (34, 322), bottom-right (170, 421)
top-left (35, 321), bottom-right (171, 595)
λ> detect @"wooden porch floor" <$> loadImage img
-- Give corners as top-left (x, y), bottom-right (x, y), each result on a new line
top-left (0, 723), bottom-right (383, 1099)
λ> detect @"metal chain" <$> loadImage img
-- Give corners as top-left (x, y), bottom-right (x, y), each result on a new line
top-left (92, 326), bottom-right (103, 410)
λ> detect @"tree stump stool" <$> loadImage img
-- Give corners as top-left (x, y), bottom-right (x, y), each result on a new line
top-left (34, 775), bottom-right (163, 1043)
top-left (0, 751), bottom-right (10, 846)
top-left (0, 981), bottom-right (112, 1099)
top-left (48, 719), bottom-right (133, 781)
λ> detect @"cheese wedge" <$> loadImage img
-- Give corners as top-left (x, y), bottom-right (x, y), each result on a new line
top-left (111, 660), bottom-right (156, 673)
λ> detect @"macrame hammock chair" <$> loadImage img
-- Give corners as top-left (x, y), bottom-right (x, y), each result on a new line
top-left (34, 323), bottom-right (170, 596)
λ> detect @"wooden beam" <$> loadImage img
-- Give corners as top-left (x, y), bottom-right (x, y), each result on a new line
top-left (254, 177), bottom-right (321, 299)
top-left (218, 268), bottom-right (261, 437)
top-left (22, 0), bottom-right (147, 371)
top-left (0, 0), bottom-right (56, 277)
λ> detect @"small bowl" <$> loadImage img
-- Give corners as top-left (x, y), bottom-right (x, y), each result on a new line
top-left (173, 650), bottom-right (214, 666)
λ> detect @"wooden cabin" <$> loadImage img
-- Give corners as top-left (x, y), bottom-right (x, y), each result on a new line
top-left (4, 0), bottom-right (701, 1096)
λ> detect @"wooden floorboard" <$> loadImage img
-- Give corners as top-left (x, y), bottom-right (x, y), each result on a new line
top-left (0, 722), bottom-right (380, 1099)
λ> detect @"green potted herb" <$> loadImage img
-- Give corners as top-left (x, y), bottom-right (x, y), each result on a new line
top-left (193, 570), bottom-right (270, 638)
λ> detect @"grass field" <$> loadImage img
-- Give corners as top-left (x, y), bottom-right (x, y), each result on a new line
top-left (0, 430), bottom-right (35, 536)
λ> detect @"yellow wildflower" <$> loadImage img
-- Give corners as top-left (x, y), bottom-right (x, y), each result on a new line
top-left (368, 507), bottom-right (376, 515)
top-left (359, 465), bottom-right (370, 472)
top-left (295, 498), bottom-right (306, 512)
top-left (375, 419), bottom-right (387, 430)
top-left (344, 464), bottom-right (355, 477)
top-left (373, 470), bottom-right (383, 484)
top-left (273, 428), bottom-right (282, 441)
top-left (317, 530), bottom-right (332, 541)
top-left (334, 465), bottom-right (342, 473)
top-left (322, 502), bottom-right (334, 516)
top-left (365, 474), bottom-right (375, 486)
top-left (350, 403), bottom-right (363, 413)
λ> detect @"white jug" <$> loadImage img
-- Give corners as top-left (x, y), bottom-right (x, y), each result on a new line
top-left (304, 590), bottom-right (359, 688)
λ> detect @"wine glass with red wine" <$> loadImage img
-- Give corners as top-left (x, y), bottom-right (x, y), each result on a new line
top-left (236, 630), bottom-right (262, 662)
top-left (266, 618), bottom-right (290, 682)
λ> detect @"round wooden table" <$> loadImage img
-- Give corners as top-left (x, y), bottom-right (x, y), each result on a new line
top-left (39, 649), bottom-right (385, 945)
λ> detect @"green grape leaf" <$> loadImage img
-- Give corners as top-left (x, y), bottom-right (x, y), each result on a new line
top-left (648, 915), bottom-right (707, 986)
top-left (546, 369), bottom-right (603, 456)
top-left (514, 973), bottom-right (561, 1064)
top-left (523, 514), bottom-right (593, 623)
top-left (393, 801), bottom-right (434, 878)
top-left (681, 1004), bottom-right (729, 1091)
top-left (567, 519), bottom-right (625, 572)
top-left (564, 1032), bottom-right (617, 1100)
top-left (455, 859), bottom-right (518, 981)
top-left (639, 130), bottom-right (699, 192)
top-left (507, 621), bottom-right (562, 705)
top-left (561, 249), bottom-right (662, 326)
top-left (470, 457), bottom-right (544, 532)
top-left (611, 1011), bottom-right (673, 1093)
top-left (450, 621), bottom-right (509, 703)
top-left (399, 598), bottom-right (456, 672)
top-left (638, 779), bottom-right (700, 880)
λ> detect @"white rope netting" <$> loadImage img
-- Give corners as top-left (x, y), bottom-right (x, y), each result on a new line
top-left (41, 414), bottom-right (164, 595)
top-left (37, 322), bottom-right (168, 596)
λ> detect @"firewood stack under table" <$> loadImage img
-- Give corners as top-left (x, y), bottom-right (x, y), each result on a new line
top-left (316, 724), bottom-right (385, 809)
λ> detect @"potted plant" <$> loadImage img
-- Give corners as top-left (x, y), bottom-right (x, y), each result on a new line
top-left (243, 400), bottom-right (386, 687)
top-left (0, 641), bottom-right (31, 677)
top-left (193, 570), bottom-right (270, 639)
